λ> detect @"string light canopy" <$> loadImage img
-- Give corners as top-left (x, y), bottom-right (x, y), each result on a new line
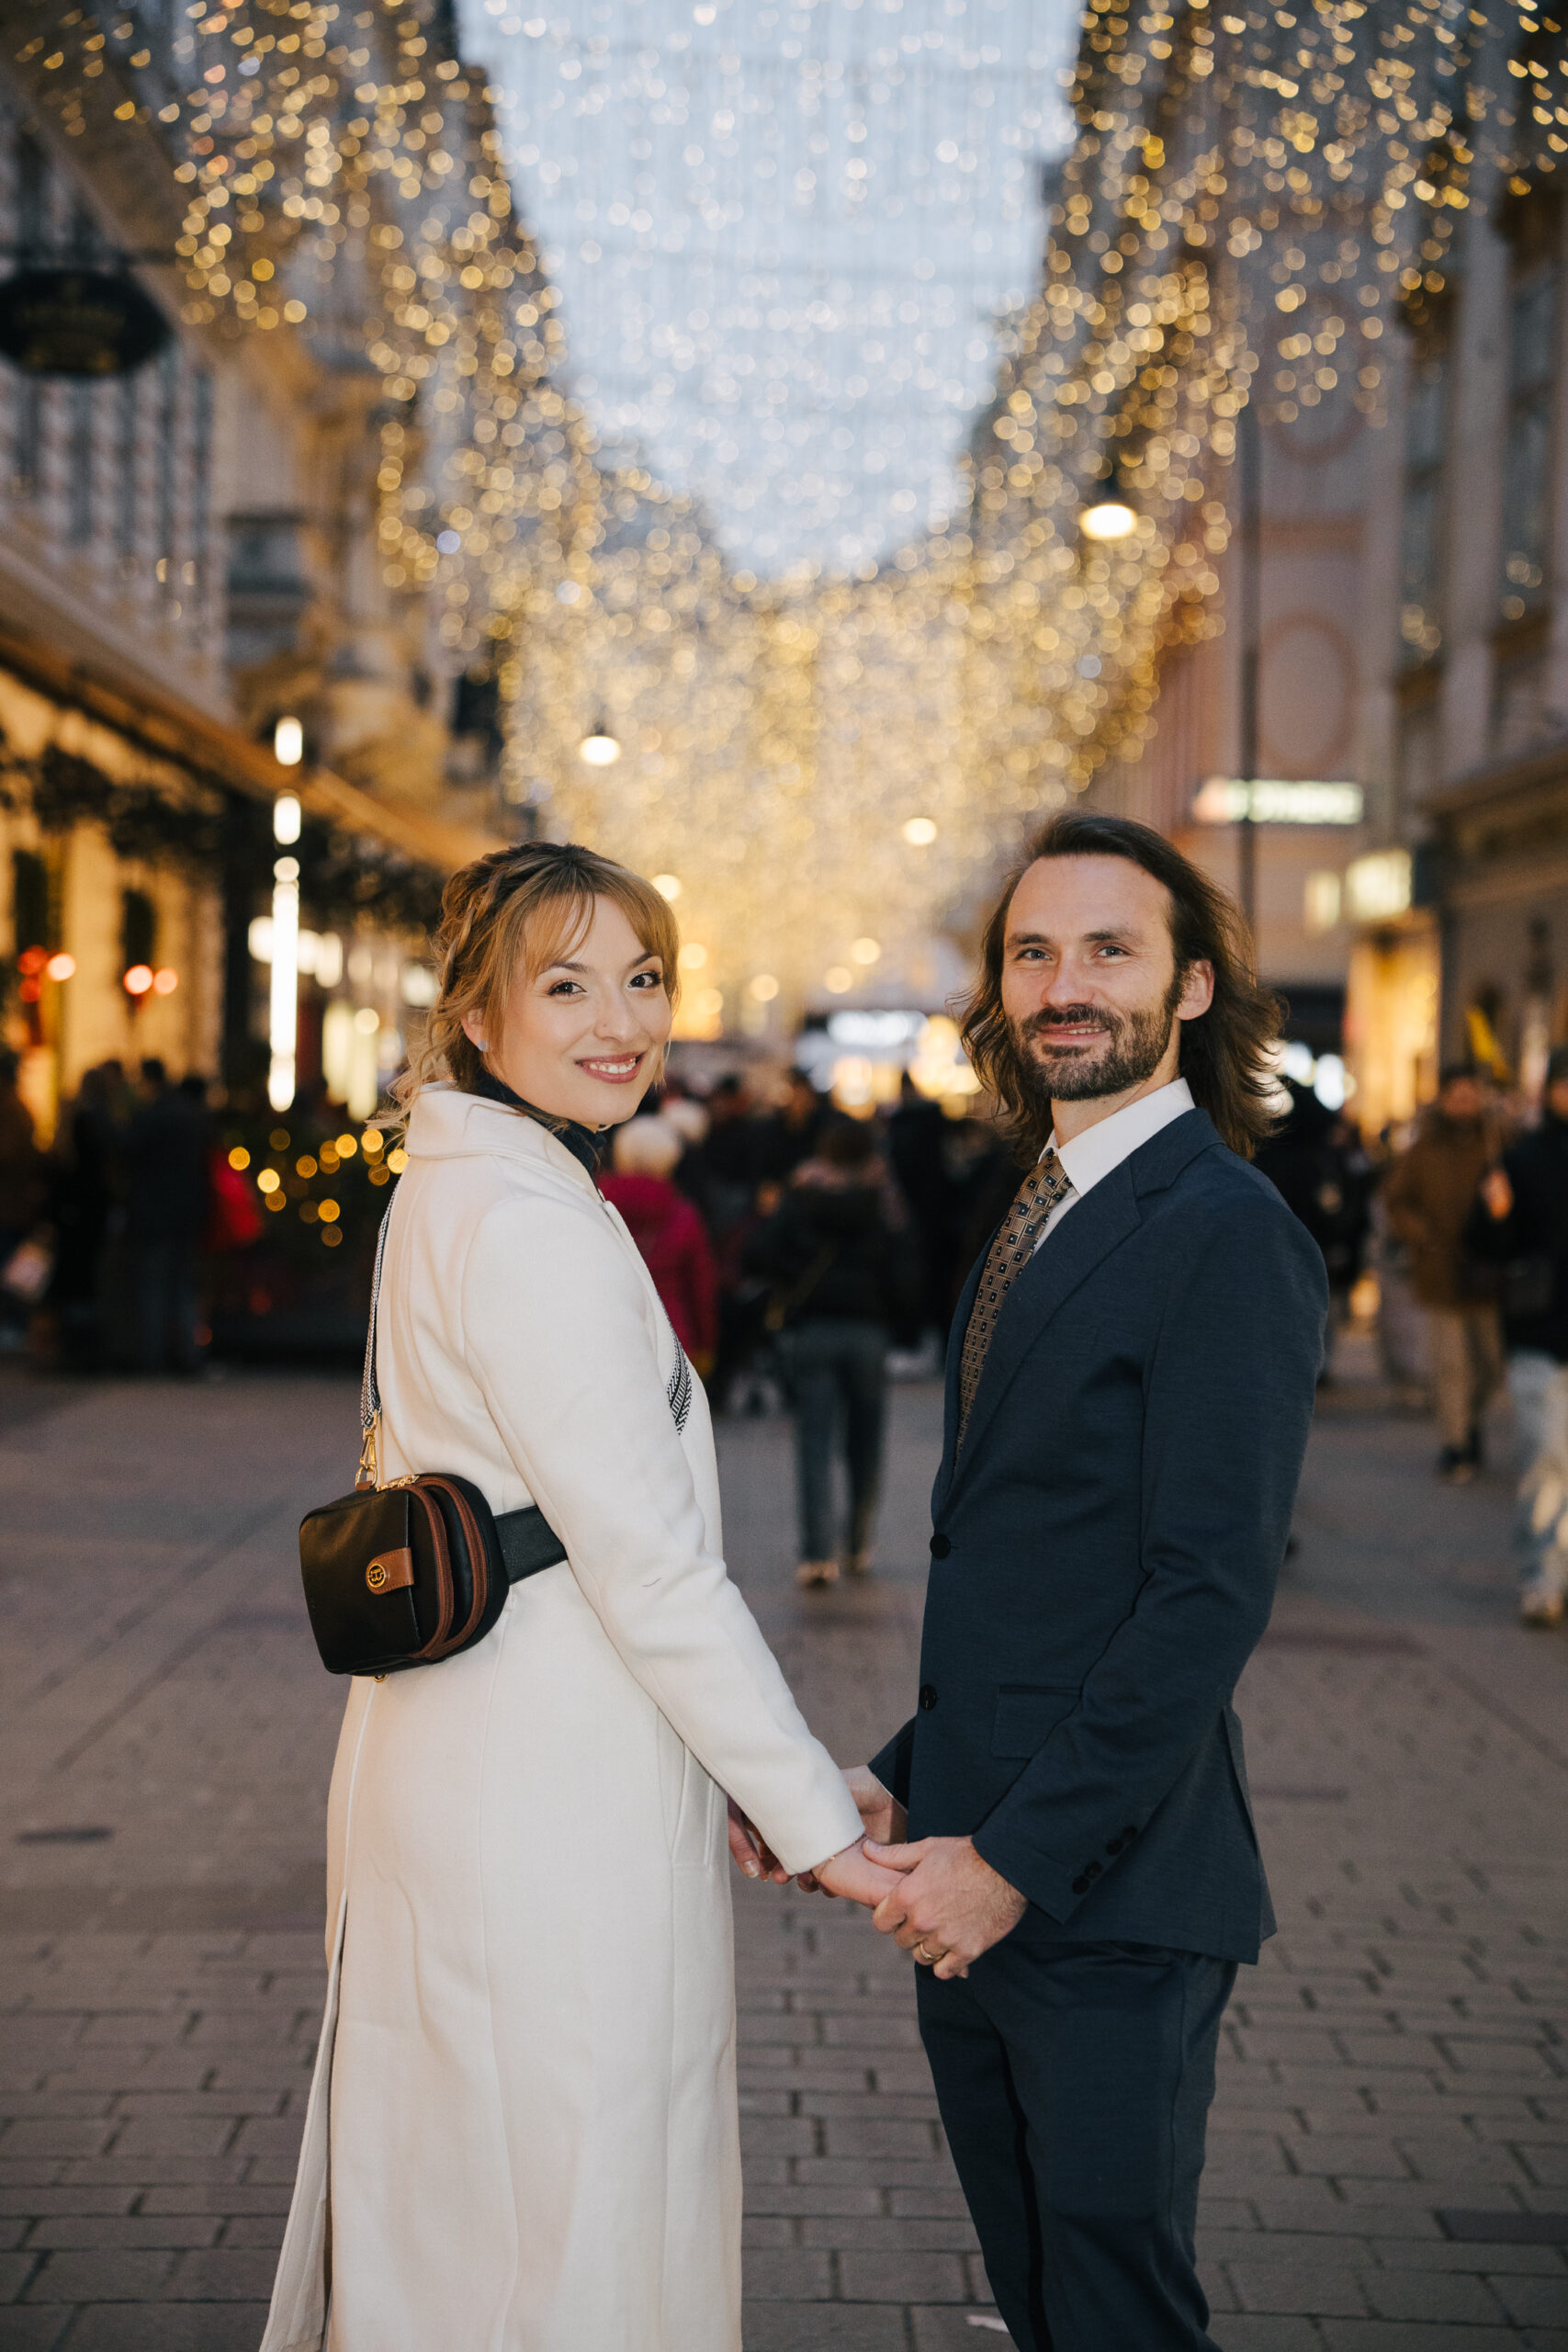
top-left (22, 0), bottom-right (1568, 1026)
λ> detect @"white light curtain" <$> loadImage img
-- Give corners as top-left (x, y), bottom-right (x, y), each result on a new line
top-left (459, 0), bottom-right (1077, 576)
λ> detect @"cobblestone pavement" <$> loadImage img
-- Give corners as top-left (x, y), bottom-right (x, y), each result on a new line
top-left (0, 1341), bottom-right (1564, 2351)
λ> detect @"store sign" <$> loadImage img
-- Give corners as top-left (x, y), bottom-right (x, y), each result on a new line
top-left (826, 1009), bottom-right (928, 1048)
top-left (1344, 849), bottom-right (1412, 922)
top-left (0, 268), bottom-right (170, 378)
top-left (1192, 776), bottom-right (1364, 826)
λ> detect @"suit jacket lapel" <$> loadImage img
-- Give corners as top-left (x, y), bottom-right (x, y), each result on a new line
top-left (944, 1160), bottom-right (1144, 1500)
top-left (934, 1247), bottom-right (986, 1511)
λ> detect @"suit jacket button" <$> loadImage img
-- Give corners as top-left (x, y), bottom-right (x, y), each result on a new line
top-left (1071, 1874), bottom-right (1089, 1895)
top-left (919, 1684), bottom-right (938, 1711)
top-left (929, 1533), bottom-right (951, 1559)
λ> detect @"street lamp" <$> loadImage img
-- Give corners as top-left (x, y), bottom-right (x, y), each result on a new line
top-left (1079, 466), bottom-right (1137, 542)
top-left (579, 718), bottom-right (621, 766)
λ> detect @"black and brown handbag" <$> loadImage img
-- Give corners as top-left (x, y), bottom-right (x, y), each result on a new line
top-left (299, 1209), bottom-right (567, 1678)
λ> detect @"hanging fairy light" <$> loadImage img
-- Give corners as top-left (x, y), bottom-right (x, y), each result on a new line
top-left (578, 722), bottom-right (622, 768)
top-left (27, 1), bottom-right (1568, 1015)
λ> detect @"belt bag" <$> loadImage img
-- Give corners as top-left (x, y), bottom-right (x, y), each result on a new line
top-left (299, 1206), bottom-right (566, 1678)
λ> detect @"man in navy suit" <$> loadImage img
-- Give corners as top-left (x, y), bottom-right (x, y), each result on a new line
top-left (843, 811), bottom-right (1326, 2350)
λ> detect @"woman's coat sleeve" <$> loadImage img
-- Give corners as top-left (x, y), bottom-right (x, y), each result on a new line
top-left (460, 1187), bottom-right (863, 1875)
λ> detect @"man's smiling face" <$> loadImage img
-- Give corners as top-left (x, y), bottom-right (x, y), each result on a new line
top-left (998, 854), bottom-right (1213, 1111)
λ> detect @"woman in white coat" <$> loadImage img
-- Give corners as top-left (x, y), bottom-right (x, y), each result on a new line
top-left (263, 842), bottom-right (896, 2352)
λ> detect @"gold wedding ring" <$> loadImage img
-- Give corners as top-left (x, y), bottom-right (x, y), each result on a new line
top-left (914, 1941), bottom-right (935, 1964)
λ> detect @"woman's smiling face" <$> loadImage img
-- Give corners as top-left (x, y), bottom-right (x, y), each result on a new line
top-left (460, 893), bottom-right (673, 1129)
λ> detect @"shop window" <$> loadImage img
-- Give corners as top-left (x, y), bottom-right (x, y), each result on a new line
top-left (1498, 194), bottom-right (1562, 622)
top-left (1492, 625), bottom-right (1553, 760)
top-left (10, 134), bottom-right (46, 500)
top-left (120, 888), bottom-right (157, 978)
top-left (1399, 319), bottom-right (1447, 667)
top-left (115, 375), bottom-right (139, 562)
top-left (1396, 684), bottom-right (1443, 809)
top-left (11, 852), bottom-right (49, 956)
top-left (67, 383), bottom-right (95, 546)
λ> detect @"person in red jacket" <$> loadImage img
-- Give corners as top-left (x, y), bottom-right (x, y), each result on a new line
top-left (603, 1115), bottom-right (719, 1379)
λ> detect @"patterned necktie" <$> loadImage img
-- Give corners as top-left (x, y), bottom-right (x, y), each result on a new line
top-left (956, 1148), bottom-right (1075, 1448)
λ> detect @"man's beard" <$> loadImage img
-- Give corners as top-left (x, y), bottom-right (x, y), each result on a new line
top-left (1009, 977), bottom-right (1183, 1121)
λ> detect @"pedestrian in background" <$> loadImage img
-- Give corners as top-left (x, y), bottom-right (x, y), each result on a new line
top-left (749, 1114), bottom-right (914, 1588)
top-left (125, 1061), bottom-right (213, 1374)
top-left (753, 1064), bottom-right (827, 1185)
top-left (603, 1114), bottom-right (719, 1379)
top-left (48, 1061), bottom-right (124, 1370)
top-left (888, 1069), bottom-right (954, 1351)
top-left (1254, 1077), bottom-right (1373, 1374)
top-left (1466, 1044), bottom-right (1568, 1624)
top-left (1383, 1063), bottom-right (1504, 1483)
top-left (0, 1048), bottom-right (45, 1352)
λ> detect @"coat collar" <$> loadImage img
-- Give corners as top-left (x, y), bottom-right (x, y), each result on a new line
top-left (402, 1083), bottom-right (600, 1196)
top-left (935, 1108), bottom-right (1222, 1506)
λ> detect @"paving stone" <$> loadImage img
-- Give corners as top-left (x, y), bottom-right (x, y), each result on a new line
top-left (0, 2315), bottom-right (69, 2351)
top-left (21, 2249), bottom-right (175, 2301)
top-left (1211, 2324), bottom-right (1326, 2352)
top-left (742, 2305), bottom-right (910, 2349)
top-left (1228, 2261), bottom-right (1371, 2317)
top-left (61, 2310), bottom-right (270, 2352)
top-left (739, 2247), bottom-right (835, 2300)
top-left (1316, 2327), bottom-right (1524, 2352)
top-left (838, 2249), bottom-right (969, 2302)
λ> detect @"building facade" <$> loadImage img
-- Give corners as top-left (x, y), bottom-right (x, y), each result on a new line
top-left (0, 2), bottom-right (508, 1136)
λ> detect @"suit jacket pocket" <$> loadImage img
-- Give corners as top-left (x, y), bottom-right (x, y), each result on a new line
top-left (991, 1684), bottom-right (1079, 1758)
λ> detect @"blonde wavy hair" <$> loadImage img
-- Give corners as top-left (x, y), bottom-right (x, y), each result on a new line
top-left (391, 841), bottom-right (681, 1117)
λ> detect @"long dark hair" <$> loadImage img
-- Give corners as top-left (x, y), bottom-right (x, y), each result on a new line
top-left (958, 809), bottom-right (1283, 1160)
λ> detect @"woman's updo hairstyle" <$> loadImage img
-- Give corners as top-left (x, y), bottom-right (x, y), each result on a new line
top-left (393, 841), bottom-right (681, 1114)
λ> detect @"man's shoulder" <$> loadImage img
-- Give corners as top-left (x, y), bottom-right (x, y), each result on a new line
top-left (1144, 1125), bottom-right (1321, 1258)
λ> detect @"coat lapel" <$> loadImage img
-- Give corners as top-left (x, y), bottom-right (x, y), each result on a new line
top-left (933, 1247), bottom-right (986, 1511)
top-left (944, 1159), bottom-right (1144, 1501)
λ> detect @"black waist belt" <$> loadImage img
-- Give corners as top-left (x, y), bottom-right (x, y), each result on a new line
top-left (495, 1502), bottom-right (568, 1584)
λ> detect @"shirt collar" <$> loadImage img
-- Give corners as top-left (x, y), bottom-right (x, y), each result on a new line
top-left (1049, 1077), bottom-right (1195, 1203)
top-left (471, 1068), bottom-right (607, 1179)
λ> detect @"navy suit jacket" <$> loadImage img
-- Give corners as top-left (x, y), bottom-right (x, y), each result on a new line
top-left (871, 1107), bottom-right (1326, 1964)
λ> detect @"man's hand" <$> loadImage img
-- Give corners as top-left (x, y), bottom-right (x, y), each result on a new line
top-left (866, 1836), bottom-right (1027, 1980)
top-left (1483, 1166), bottom-right (1514, 1222)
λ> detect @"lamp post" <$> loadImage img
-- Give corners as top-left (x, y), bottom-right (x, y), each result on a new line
top-left (1235, 399), bottom-right (1263, 942)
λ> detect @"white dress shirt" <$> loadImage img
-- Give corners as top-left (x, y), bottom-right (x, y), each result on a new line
top-left (1035, 1077), bottom-right (1196, 1249)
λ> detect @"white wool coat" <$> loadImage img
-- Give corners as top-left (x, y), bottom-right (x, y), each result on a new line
top-left (261, 1085), bottom-right (861, 2352)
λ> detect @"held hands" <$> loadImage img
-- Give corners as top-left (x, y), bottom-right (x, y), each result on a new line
top-left (863, 1836), bottom-right (1027, 1981)
top-left (724, 1769), bottom-right (909, 1912)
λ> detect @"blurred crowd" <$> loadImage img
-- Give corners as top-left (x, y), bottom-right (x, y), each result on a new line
top-left (3, 1043), bottom-right (1563, 1627)
top-left (615, 1054), bottom-right (1568, 1624)
top-left (609, 1068), bottom-right (1021, 1589)
top-left (0, 1050), bottom-right (230, 1377)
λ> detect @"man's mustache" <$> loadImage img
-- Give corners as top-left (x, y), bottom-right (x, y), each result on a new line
top-left (1020, 1006), bottom-right (1120, 1042)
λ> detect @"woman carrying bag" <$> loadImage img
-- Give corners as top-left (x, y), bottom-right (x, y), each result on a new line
top-left (263, 842), bottom-right (895, 2352)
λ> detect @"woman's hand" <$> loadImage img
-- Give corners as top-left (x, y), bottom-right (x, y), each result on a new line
top-left (727, 1797), bottom-right (789, 1884)
top-left (842, 1763), bottom-right (907, 1848)
top-left (812, 1839), bottom-right (908, 1909)
top-left (793, 1768), bottom-right (907, 1892)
